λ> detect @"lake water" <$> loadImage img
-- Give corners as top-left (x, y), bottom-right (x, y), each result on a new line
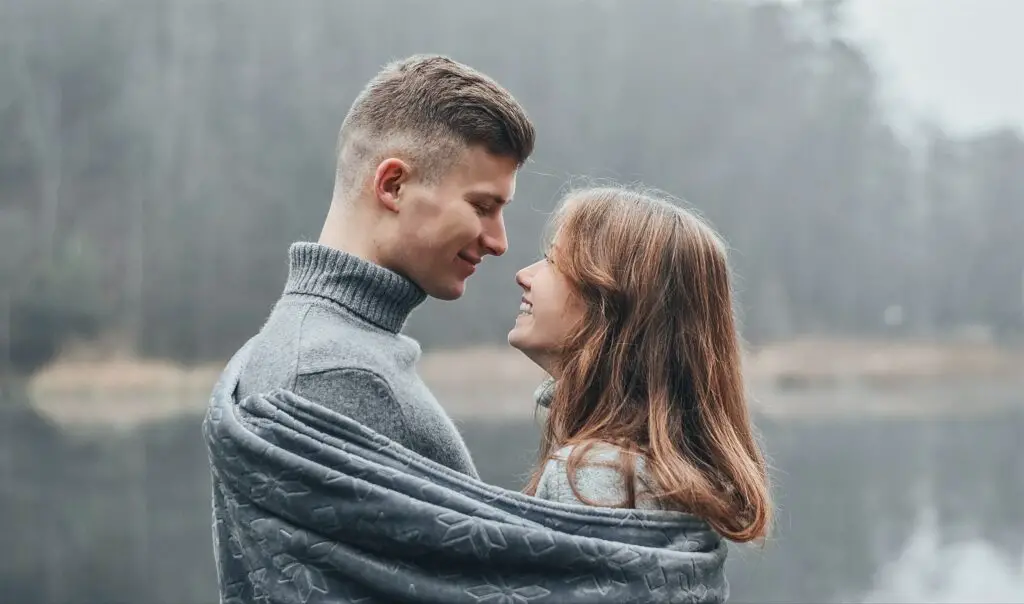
top-left (1, 384), bottom-right (1022, 603)
top-left (461, 405), bottom-right (1024, 603)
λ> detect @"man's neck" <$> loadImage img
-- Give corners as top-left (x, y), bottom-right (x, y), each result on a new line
top-left (318, 201), bottom-right (379, 264)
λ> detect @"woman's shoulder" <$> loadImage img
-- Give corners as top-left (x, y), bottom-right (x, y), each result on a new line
top-left (534, 442), bottom-right (661, 509)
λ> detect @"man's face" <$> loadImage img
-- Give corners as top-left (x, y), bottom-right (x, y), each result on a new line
top-left (392, 146), bottom-right (517, 300)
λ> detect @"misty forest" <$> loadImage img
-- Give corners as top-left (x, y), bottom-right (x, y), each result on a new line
top-left (3, 0), bottom-right (1022, 380)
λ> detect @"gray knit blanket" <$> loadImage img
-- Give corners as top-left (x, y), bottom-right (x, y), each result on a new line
top-left (203, 360), bottom-right (729, 603)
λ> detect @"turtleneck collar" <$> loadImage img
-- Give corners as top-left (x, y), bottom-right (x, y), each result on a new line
top-left (283, 242), bottom-right (426, 333)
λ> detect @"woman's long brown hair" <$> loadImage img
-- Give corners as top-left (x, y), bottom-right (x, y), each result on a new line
top-left (523, 186), bottom-right (772, 543)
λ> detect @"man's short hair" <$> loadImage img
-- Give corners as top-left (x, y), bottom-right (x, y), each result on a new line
top-left (335, 54), bottom-right (536, 194)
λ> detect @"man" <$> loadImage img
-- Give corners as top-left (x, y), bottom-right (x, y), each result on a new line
top-left (226, 54), bottom-right (535, 477)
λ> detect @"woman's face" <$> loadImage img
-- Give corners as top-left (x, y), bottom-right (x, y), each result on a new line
top-left (507, 240), bottom-right (584, 375)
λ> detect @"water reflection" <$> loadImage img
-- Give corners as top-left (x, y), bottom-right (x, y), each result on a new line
top-left (0, 392), bottom-right (1021, 603)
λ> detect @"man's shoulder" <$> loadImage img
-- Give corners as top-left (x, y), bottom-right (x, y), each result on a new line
top-left (291, 302), bottom-right (422, 376)
top-left (236, 299), bottom-right (418, 392)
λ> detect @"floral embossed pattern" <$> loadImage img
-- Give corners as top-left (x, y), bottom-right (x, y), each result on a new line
top-left (203, 350), bottom-right (729, 603)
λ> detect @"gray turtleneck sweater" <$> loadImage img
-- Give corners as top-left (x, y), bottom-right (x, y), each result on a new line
top-left (232, 242), bottom-right (478, 478)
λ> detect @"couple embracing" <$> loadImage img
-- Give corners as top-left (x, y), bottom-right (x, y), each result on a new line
top-left (203, 55), bottom-right (771, 604)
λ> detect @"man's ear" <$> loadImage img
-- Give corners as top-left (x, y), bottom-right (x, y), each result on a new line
top-left (373, 158), bottom-right (411, 213)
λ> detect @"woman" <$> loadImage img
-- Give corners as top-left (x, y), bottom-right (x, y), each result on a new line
top-left (508, 185), bottom-right (772, 543)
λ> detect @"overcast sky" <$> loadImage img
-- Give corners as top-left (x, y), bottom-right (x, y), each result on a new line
top-left (841, 0), bottom-right (1023, 135)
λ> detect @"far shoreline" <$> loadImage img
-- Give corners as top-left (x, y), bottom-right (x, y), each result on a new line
top-left (24, 337), bottom-right (1024, 428)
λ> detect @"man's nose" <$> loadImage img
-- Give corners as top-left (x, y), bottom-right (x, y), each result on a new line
top-left (482, 214), bottom-right (508, 257)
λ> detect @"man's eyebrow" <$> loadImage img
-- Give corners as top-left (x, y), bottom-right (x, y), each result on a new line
top-left (468, 192), bottom-right (511, 206)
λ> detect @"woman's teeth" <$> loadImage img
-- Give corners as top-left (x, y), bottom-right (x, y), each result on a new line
top-left (519, 302), bottom-right (533, 315)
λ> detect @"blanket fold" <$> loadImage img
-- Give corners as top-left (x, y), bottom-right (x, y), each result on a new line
top-left (204, 350), bottom-right (729, 603)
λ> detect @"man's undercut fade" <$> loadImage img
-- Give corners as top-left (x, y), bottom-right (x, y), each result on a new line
top-left (335, 54), bottom-right (536, 196)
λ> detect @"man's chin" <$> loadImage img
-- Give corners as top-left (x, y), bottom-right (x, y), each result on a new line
top-left (425, 279), bottom-right (466, 301)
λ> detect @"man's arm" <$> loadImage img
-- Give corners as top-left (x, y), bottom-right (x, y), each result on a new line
top-left (295, 367), bottom-right (410, 442)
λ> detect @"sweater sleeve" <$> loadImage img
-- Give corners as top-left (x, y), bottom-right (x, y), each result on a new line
top-left (293, 367), bottom-right (479, 479)
top-left (294, 367), bottom-right (410, 442)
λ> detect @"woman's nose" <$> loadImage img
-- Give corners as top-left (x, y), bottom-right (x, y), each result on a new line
top-left (515, 261), bottom-right (539, 290)
top-left (515, 267), bottom-right (530, 290)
